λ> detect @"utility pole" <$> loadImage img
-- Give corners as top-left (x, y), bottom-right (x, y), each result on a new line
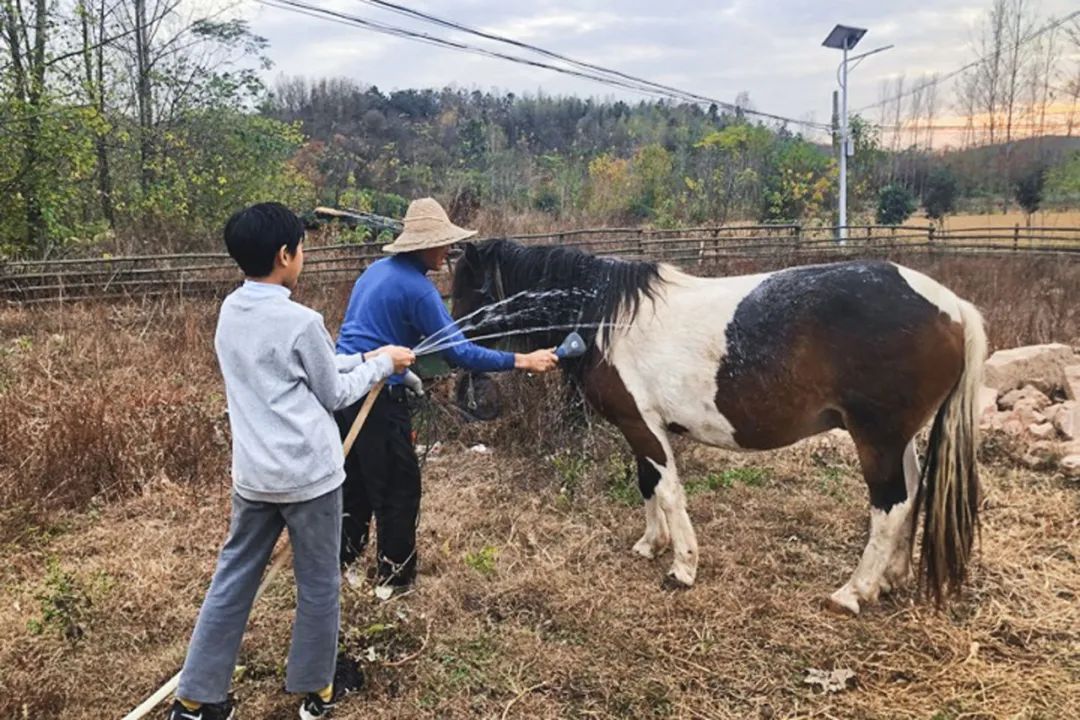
top-left (831, 90), bottom-right (840, 228)
top-left (823, 25), bottom-right (892, 244)
top-left (839, 39), bottom-right (849, 241)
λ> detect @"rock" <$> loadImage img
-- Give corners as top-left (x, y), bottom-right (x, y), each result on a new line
top-left (1011, 399), bottom-right (1047, 427)
top-left (1028, 422), bottom-right (1056, 440)
top-left (1061, 454), bottom-right (1080, 477)
top-left (978, 386), bottom-right (999, 418)
top-left (1065, 364), bottom-right (1080, 401)
top-left (984, 344), bottom-right (1075, 394)
top-left (999, 384), bottom-right (1051, 411)
top-left (1050, 401), bottom-right (1080, 441)
top-left (1000, 415), bottom-right (1026, 436)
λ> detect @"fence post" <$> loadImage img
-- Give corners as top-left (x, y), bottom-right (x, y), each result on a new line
top-left (928, 224), bottom-right (935, 248)
top-left (637, 228), bottom-right (645, 259)
top-left (1013, 224), bottom-right (1019, 252)
top-left (793, 225), bottom-right (801, 250)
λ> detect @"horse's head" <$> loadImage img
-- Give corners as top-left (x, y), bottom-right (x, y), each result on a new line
top-left (450, 238), bottom-right (663, 357)
top-left (450, 241), bottom-right (500, 321)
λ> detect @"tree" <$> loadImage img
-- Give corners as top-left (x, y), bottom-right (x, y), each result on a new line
top-left (1046, 151), bottom-right (1080, 198)
top-left (876, 185), bottom-right (916, 225)
top-left (1013, 166), bottom-right (1045, 225)
top-left (922, 167), bottom-right (959, 225)
top-left (585, 153), bottom-right (633, 220)
top-left (2, 0), bottom-right (51, 251)
top-left (761, 138), bottom-right (833, 223)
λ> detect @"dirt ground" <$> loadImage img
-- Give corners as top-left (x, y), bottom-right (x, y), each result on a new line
top-left (1, 250), bottom-right (1078, 719)
top-left (1, 426), bottom-right (1076, 720)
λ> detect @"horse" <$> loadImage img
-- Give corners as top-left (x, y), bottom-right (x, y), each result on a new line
top-left (450, 239), bottom-right (986, 614)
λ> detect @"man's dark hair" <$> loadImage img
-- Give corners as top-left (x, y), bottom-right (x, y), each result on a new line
top-left (223, 202), bottom-right (304, 277)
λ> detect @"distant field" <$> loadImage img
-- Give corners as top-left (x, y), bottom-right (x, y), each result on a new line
top-left (942, 210), bottom-right (1080, 229)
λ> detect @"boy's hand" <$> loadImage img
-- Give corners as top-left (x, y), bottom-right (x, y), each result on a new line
top-left (514, 349), bottom-right (558, 374)
top-left (370, 345), bottom-right (415, 373)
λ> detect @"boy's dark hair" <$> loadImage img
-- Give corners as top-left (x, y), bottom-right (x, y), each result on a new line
top-left (224, 202), bottom-right (304, 277)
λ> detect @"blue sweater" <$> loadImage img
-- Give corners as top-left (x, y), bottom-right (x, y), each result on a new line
top-left (336, 254), bottom-right (515, 384)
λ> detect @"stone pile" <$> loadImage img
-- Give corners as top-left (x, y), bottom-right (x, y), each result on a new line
top-left (979, 343), bottom-right (1080, 475)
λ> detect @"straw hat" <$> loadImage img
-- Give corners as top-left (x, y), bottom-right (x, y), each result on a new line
top-left (382, 197), bottom-right (477, 253)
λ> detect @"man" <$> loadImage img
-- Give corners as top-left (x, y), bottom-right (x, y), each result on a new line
top-left (335, 197), bottom-right (557, 591)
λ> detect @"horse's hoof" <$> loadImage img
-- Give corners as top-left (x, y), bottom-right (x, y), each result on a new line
top-left (661, 572), bottom-right (693, 591)
top-left (827, 586), bottom-right (861, 616)
top-left (632, 539), bottom-right (656, 559)
top-left (883, 564), bottom-right (911, 593)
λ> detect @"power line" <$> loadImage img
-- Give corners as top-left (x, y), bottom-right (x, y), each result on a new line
top-left (257, 0), bottom-right (831, 133)
top-left (353, 0), bottom-right (825, 130)
top-left (854, 9), bottom-right (1080, 115)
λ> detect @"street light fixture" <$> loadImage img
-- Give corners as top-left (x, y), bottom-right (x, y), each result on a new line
top-left (823, 25), bottom-right (891, 243)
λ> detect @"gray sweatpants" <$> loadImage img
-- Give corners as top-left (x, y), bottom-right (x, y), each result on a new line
top-left (177, 487), bottom-right (342, 703)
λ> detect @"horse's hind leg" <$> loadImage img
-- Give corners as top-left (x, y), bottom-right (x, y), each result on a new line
top-left (829, 436), bottom-right (915, 615)
top-left (883, 440), bottom-right (920, 591)
top-left (632, 458), bottom-right (671, 559)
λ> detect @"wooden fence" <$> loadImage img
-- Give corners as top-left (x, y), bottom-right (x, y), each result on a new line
top-left (2, 223), bottom-right (1079, 303)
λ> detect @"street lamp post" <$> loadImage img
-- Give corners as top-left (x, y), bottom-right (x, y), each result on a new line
top-left (823, 25), bottom-right (892, 244)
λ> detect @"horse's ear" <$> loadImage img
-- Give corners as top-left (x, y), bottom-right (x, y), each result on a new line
top-left (462, 242), bottom-right (479, 263)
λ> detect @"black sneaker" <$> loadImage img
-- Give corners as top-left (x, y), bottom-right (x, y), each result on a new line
top-left (298, 655), bottom-right (364, 719)
top-left (166, 699), bottom-right (235, 720)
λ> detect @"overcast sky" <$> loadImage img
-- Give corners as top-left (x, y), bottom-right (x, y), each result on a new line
top-left (248, 0), bottom-right (1078, 140)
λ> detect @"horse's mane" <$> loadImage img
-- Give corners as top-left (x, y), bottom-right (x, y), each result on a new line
top-left (472, 238), bottom-right (664, 352)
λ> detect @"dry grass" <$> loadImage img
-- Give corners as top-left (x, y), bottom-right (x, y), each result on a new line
top-left (0, 253), bottom-right (1078, 719)
top-left (944, 210), bottom-right (1080, 230)
top-left (0, 431), bottom-right (1077, 719)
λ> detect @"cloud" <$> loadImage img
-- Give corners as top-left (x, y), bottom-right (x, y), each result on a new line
top-left (248, 0), bottom-right (1078, 128)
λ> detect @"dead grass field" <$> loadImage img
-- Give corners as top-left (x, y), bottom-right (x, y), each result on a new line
top-left (1, 429), bottom-right (1077, 719)
top-left (0, 251), bottom-right (1078, 719)
top-left (943, 210), bottom-right (1080, 230)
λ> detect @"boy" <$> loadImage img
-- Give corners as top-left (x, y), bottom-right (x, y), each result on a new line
top-left (167, 203), bottom-right (414, 720)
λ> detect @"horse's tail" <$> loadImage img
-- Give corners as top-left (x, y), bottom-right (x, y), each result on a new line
top-left (918, 298), bottom-right (987, 605)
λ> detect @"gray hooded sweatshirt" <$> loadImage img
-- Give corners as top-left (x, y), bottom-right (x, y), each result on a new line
top-left (215, 280), bottom-right (394, 503)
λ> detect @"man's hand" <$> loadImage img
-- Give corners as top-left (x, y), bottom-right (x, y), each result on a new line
top-left (514, 348), bottom-right (559, 374)
top-left (368, 345), bottom-right (416, 373)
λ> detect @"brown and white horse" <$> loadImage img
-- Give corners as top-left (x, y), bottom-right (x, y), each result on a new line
top-left (451, 240), bottom-right (986, 613)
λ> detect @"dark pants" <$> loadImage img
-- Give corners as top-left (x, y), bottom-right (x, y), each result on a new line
top-left (335, 385), bottom-right (420, 586)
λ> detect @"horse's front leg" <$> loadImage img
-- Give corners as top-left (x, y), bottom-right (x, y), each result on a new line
top-left (650, 456), bottom-right (699, 586)
top-left (632, 457), bottom-right (671, 559)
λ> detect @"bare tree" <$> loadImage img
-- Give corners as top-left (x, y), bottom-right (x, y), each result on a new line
top-left (1064, 18), bottom-right (1080, 137)
top-left (891, 76), bottom-right (905, 153)
top-left (973, 0), bottom-right (1007, 145)
top-left (1023, 22), bottom-right (1060, 143)
top-left (112, 0), bottom-right (270, 196)
top-left (923, 74), bottom-right (939, 151)
top-left (1001, 0), bottom-right (1035, 145)
top-left (908, 81), bottom-right (925, 152)
top-left (955, 71), bottom-right (980, 150)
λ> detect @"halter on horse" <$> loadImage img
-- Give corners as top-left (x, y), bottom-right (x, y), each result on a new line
top-left (451, 239), bottom-right (986, 614)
